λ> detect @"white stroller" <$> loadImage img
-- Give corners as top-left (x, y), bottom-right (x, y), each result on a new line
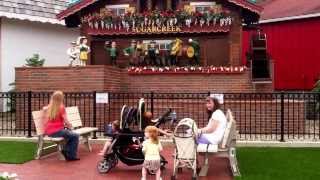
top-left (171, 118), bottom-right (198, 180)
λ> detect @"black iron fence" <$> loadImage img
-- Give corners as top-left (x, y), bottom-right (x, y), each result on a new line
top-left (0, 91), bottom-right (319, 141)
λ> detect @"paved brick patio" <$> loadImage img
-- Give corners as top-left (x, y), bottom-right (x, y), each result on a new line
top-left (0, 144), bottom-right (232, 180)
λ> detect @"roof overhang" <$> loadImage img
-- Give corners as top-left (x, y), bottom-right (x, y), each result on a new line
top-left (57, 0), bottom-right (99, 20)
top-left (260, 12), bottom-right (320, 24)
top-left (228, 0), bottom-right (263, 15)
top-left (57, 0), bottom-right (263, 21)
top-left (0, 11), bottom-right (65, 25)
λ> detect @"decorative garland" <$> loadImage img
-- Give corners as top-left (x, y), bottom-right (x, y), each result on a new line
top-left (128, 66), bottom-right (247, 75)
top-left (81, 6), bottom-right (232, 31)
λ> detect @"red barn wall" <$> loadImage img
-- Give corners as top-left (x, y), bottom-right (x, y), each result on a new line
top-left (243, 17), bottom-right (320, 90)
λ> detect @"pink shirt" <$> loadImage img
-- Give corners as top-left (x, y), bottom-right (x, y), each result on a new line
top-left (44, 106), bottom-right (66, 135)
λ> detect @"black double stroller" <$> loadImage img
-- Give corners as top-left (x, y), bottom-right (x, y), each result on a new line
top-left (97, 98), bottom-right (176, 174)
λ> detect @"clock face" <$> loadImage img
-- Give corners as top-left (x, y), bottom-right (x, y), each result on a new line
top-left (187, 46), bottom-right (195, 58)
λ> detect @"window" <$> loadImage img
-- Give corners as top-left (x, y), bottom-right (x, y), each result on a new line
top-left (143, 40), bottom-right (172, 50)
top-left (190, 2), bottom-right (216, 13)
top-left (105, 4), bottom-right (129, 16)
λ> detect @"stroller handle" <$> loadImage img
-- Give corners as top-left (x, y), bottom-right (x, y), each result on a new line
top-left (154, 108), bottom-right (173, 128)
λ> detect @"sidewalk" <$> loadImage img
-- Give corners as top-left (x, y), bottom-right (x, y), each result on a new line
top-left (0, 144), bottom-right (232, 180)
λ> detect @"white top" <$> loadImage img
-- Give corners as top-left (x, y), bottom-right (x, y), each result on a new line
top-left (142, 139), bottom-right (163, 161)
top-left (205, 109), bottom-right (227, 144)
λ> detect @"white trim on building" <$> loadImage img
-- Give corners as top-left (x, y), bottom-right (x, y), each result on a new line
top-left (190, 2), bottom-right (216, 6)
top-left (105, 4), bottom-right (130, 9)
top-left (260, 13), bottom-right (320, 24)
top-left (105, 4), bottom-right (130, 16)
top-left (0, 11), bottom-right (65, 25)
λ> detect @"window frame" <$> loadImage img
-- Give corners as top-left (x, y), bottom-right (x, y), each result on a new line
top-left (142, 40), bottom-right (172, 50)
top-left (105, 4), bottom-right (129, 16)
top-left (190, 1), bottom-right (216, 13)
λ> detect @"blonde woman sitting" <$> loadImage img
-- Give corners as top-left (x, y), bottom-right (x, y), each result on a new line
top-left (41, 91), bottom-right (80, 161)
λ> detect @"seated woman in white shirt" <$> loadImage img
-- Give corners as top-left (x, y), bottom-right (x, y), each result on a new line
top-left (197, 96), bottom-right (227, 145)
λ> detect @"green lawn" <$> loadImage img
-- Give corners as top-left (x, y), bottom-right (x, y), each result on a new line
top-left (0, 141), bottom-right (36, 164)
top-left (236, 147), bottom-right (320, 180)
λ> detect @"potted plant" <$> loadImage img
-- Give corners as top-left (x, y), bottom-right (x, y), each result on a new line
top-left (25, 54), bottom-right (45, 67)
top-left (0, 172), bottom-right (18, 180)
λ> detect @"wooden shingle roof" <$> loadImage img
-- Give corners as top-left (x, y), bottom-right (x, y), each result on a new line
top-left (0, 0), bottom-right (69, 24)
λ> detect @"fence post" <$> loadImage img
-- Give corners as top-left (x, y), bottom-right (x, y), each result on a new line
top-left (151, 92), bottom-right (154, 115)
top-left (92, 91), bottom-right (97, 139)
top-left (27, 91), bottom-right (32, 138)
top-left (280, 91), bottom-right (285, 142)
top-left (318, 93), bottom-right (320, 121)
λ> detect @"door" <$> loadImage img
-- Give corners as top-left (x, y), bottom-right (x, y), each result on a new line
top-left (205, 37), bottom-right (229, 66)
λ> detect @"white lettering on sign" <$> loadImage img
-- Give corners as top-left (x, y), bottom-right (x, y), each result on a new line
top-left (96, 93), bottom-right (109, 104)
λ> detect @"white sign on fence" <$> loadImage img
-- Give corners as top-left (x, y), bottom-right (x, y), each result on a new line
top-left (96, 93), bottom-right (109, 104)
top-left (210, 93), bottom-right (224, 104)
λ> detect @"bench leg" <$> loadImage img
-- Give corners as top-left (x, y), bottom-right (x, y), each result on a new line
top-left (199, 152), bottom-right (209, 177)
top-left (83, 135), bottom-right (92, 152)
top-left (35, 135), bottom-right (44, 160)
top-left (57, 143), bottom-right (66, 161)
top-left (229, 147), bottom-right (241, 176)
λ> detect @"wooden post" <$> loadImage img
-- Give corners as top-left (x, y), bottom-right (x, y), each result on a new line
top-left (176, 0), bottom-right (181, 9)
top-left (136, 0), bottom-right (141, 13)
top-left (167, 0), bottom-right (172, 10)
top-left (147, 0), bottom-right (152, 11)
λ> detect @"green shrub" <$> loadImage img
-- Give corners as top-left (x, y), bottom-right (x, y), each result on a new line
top-left (25, 54), bottom-right (45, 67)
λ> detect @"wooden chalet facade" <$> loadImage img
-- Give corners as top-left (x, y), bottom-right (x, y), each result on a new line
top-left (57, 0), bottom-right (262, 68)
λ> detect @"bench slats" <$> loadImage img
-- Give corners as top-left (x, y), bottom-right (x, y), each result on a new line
top-left (73, 127), bottom-right (99, 135)
top-left (32, 111), bottom-right (45, 135)
top-left (42, 137), bottom-right (64, 142)
top-left (197, 144), bottom-right (218, 153)
top-left (66, 107), bottom-right (83, 128)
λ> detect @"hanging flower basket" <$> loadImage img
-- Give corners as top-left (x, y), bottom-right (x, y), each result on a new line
top-left (127, 66), bottom-right (247, 75)
top-left (81, 7), bottom-right (233, 35)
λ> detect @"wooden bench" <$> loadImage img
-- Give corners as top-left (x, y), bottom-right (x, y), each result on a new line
top-left (32, 110), bottom-right (65, 160)
top-left (197, 109), bottom-right (240, 177)
top-left (33, 106), bottom-right (98, 160)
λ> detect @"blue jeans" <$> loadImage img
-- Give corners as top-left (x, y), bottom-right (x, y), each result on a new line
top-left (49, 129), bottom-right (79, 159)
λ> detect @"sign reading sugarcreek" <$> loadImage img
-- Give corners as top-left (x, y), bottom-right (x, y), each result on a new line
top-left (132, 26), bottom-right (182, 33)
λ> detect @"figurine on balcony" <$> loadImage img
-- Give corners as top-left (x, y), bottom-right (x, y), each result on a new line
top-left (170, 38), bottom-right (182, 66)
top-left (123, 40), bottom-right (138, 66)
top-left (67, 41), bottom-right (79, 66)
top-left (105, 41), bottom-right (118, 66)
top-left (136, 40), bottom-right (145, 66)
top-left (77, 36), bottom-right (91, 66)
top-left (146, 40), bottom-right (159, 66)
top-left (188, 38), bottom-right (200, 65)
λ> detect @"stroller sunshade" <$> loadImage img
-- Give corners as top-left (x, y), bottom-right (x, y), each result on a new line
top-left (120, 98), bottom-right (146, 131)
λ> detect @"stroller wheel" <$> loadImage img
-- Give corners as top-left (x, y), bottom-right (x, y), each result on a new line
top-left (97, 159), bottom-right (112, 174)
top-left (160, 160), bottom-right (166, 170)
top-left (160, 155), bottom-right (167, 170)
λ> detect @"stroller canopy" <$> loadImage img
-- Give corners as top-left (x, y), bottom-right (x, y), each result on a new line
top-left (173, 118), bottom-right (198, 138)
top-left (120, 98), bottom-right (146, 131)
